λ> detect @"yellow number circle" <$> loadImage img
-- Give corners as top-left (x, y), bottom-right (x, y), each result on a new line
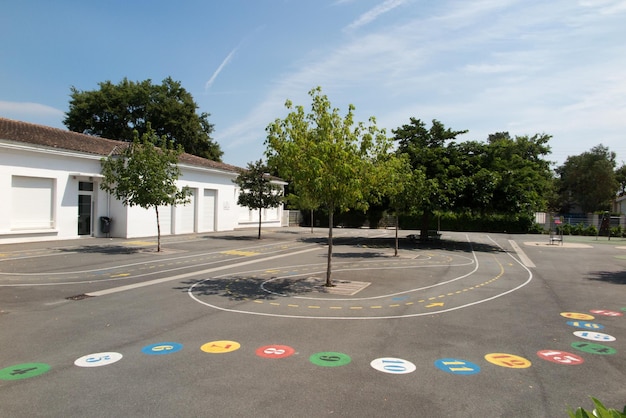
top-left (560, 312), bottom-right (594, 320)
top-left (201, 340), bottom-right (241, 354)
top-left (485, 353), bottom-right (531, 369)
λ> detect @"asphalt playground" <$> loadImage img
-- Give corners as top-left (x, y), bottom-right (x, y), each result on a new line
top-left (0, 227), bottom-right (625, 417)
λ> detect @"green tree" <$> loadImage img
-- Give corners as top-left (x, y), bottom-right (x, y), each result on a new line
top-left (100, 127), bottom-right (191, 252)
top-left (556, 144), bottom-right (618, 213)
top-left (65, 77), bottom-right (223, 161)
top-left (233, 160), bottom-right (284, 239)
top-left (393, 118), bottom-right (468, 241)
top-left (484, 132), bottom-right (553, 215)
top-left (615, 164), bottom-right (626, 196)
top-left (265, 86), bottom-right (392, 286)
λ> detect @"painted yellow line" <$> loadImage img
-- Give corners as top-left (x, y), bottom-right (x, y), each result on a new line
top-left (349, 306), bottom-right (363, 310)
top-left (329, 306), bottom-right (342, 310)
top-left (389, 304), bottom-right (400, 308)
top-left (370, 306), bottom-right (382, 309)
top-left (110, 273), bottom-right (130, 278)
top-left (308, 306), bottom-right (321, 309)
top-left (270, 302), bottom-right (280, 306)
top-left (287, 304), bottom-right (299, 308)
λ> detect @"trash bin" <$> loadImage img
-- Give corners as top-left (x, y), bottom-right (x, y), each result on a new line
top-left (100, 216), bottom-right (112, 234)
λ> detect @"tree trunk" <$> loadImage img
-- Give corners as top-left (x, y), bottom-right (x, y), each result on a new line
top-left (420, 211), bottom-right (430, 242)
top-left (394, 214), bottom-right (399, 257)
top-left (155, 206), bottom-right (161, 252)
top-left (310, 208), bottom-right (314, 233)
top-left (325, 210), bottom-right (334, 287)
top-left (258, 207), bottom-right (262, 239)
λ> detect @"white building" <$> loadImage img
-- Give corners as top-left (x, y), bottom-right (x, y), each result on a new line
top-left (0, 117), bottom-right (285, 244)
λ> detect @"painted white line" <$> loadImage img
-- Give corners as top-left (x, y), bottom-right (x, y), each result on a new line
top-left (188, 234), bottom-right (534, 320)
top-left (508, 240), bottom-right (536, 268)
top-left (87, 246), bottom-right (321, 297)
top-left (0, 242), bottom-right (310, 276)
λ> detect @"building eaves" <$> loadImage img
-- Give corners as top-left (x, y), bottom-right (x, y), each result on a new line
top-left (0, 117), bottom-right (244, 174)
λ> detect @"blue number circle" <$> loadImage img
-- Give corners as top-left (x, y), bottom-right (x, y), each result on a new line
top-left (141, 342), bottom-right (183, 355)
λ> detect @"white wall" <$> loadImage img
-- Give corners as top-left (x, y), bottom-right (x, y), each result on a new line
top-left (0, 143), bottom-right (105, 243)
top-left (0, 142), bottom-right (285, 244)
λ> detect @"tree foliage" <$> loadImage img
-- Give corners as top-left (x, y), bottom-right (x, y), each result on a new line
top-left (394, 120), bottom-right (553, 237)
top-left (265, 86), bottom-right (392, 286)
top-left (65, 77), bottom-right (223, 161)
top-left (483, 132), bottom-right (553, 214)
top-left (555, 144), bottom-right (618, 213)
top-left (393, 118), bottom-right (468, 240)
top-left (615, 164), bottom-right (626, 197)
top-left (100, 127), bottom-right (191, 251)
top-left (233, 160), bottom-right (284, 239)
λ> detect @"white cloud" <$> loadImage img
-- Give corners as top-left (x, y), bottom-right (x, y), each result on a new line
top-left (0, 101), bottom-right (65, 128)
top-left (344, 0), bottom-right (407, 31)
top-left (217, 0), bottom-right (626, 167)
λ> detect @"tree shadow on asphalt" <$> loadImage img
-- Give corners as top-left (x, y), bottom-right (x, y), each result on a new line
top-left (587, 270), bottom-right (626, 285)
top-left (299, 236), bottom-right (504, 254)
top-left (175, 274), bottom-right (336, 300)
top-left (57, 245), bottom-right (143, 255)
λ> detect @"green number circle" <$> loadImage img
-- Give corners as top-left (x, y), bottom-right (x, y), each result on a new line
top-left (309, 352), bottom-right (351, 367)
top-left (571, 342), bottom-right (617, 355)
top-left (0, 363), bottom-right (51, 381)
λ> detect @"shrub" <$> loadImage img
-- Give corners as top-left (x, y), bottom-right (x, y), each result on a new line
top-left (567, 397), bottom-right (626, 417)
top-left (584, 225), bottom-right (598, 236)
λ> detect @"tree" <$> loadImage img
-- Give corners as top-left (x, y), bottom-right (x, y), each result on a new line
top-left (615, 164), bottom-right (626, 197)
top-left (265, 86), bottom-right (392, 286)
top-left (393, 118), bottom-right (468, 241)
top-left (381, 155), bottom-right (424, 256)
top-left (100, 127), bottom-right (191, 252)
top-left (65, 77), bottom-right (223, 161)
top-left (483, 132), bottom-right (553, 215)
top-left (555, 144), bottom-right (618, 213)
top-left (233, 160), bottom-right (284, 239)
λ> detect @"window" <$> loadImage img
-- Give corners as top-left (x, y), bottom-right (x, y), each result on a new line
top-left (11, 176), bottom-right (55, 230)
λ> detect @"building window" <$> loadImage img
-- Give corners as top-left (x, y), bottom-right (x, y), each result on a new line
top-left (79, 181), bottom-right (94, 191)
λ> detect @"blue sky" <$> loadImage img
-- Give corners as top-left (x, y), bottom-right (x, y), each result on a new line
top-left (2, 0), bottom-right (625, 168)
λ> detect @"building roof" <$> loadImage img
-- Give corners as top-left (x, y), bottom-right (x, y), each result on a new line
top-left (0, 117), bottom-right (243, 174)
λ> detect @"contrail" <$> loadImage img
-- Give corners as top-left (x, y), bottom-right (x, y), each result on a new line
top-left (205, 47), bottom-right (238, 90)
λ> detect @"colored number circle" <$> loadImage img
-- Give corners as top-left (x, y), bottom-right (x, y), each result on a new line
top-left (142, 342), bottom-right (183, 355)
top-left (74, 352), bottom-right (123, 368)
top-left (309, 352), bottom-right (351, 367)
top-left (565, 320), bottom-right (604, 330)
top-left (561, 312), bottom-right (594, 320)
top-left (434, 358), bottom-right (480, 375)
top-left (573, 331), bottom-right (616, 342)
top-left (590, 309), bottom-right (623, 317)
top-left (201, 340), bottom-right (240, 354)
top-left (255, 345), bottom-right (295, 359)
top-left (0, 363), bottom-right (50, 380)
top-left (484, 353), bottom-right (531, 369)
top-left (370, 358), bottom-right (416, 374)
top-left (571, 342), bottom-right (617, 355)
top-left (536, 350), bottom-right (584, 365)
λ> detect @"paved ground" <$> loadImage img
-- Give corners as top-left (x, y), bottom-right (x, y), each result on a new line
top-left (0, 228), bottom-right (625, 417)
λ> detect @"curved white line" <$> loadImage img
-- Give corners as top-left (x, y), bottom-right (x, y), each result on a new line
top-left (188, 234), bottom-right (533, 319)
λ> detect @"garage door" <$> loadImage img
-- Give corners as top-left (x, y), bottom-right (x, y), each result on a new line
top-left (202, 189), bottom-right (216, 232)
top-left (176, 189), bottom-right (196, 234)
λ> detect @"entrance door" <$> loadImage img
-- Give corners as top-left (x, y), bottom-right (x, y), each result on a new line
top-left (78, 181), bottom-right (93, 236)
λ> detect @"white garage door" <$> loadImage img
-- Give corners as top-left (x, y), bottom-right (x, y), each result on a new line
top-left (176, 189), bottom-right (196, 234)
top-left (202, 189), bottom-right (216, 232)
